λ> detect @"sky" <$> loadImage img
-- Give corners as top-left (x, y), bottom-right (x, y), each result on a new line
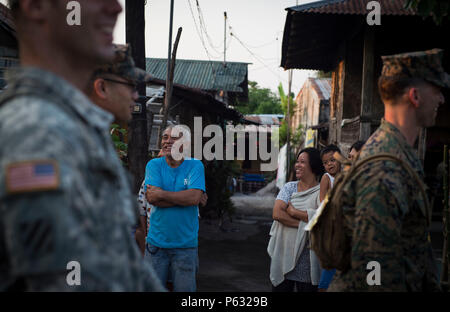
top-left (113, 0), bottom-right (321, 95)
top-left (0, 0), bottom-right (321, 95)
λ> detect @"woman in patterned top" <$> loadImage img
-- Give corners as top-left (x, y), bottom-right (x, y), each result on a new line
top-left (268, 148), bottom-right (324, 292)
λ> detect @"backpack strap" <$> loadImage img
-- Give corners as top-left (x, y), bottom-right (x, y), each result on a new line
top-left (340, 153), bottom-right (430, 226)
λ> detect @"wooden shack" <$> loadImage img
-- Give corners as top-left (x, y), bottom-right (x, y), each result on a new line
top-left (0, 3), bottom-right (18, 90)
top-left (281, 0), bottom-right (450, 232)
top-left (281, 0), bottom-right (450, 161)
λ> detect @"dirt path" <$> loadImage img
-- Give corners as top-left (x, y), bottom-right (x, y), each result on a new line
top-left (197, 216), bottom-right (273, 292)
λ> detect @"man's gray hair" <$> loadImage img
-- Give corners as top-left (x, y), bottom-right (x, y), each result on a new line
top-left (162, 124), bottom-right (191, 145)
top-left (163, 124), bottom-right (191, 160)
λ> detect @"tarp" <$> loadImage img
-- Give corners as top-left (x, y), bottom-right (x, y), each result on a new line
top-left (276, 144), bottom-right (287, 190)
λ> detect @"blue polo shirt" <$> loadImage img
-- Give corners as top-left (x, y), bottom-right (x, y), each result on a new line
top-left (144, 157), bottom-right (205, 248)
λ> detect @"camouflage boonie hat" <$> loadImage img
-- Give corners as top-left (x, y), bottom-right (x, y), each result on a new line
top-left (381, 48), bottom-right (450, 89)
top-left (97, 44), bottom-right (152, 83)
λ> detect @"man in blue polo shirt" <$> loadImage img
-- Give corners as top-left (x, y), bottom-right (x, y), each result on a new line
top-left (145, 125), bottom-right (205, 292)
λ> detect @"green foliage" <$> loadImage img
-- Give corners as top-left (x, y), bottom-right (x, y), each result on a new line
top-left (236, 81), bottom-right (282, 115)
top-left (202, 160), bottom-right (237, 224)
top-left (111, 124), bottom-right (128, 165)
top-left (291, 124), bottom-right (305, 148)
top-left (279, 121), bottom-right (305, 148)
top-left (279, 120), bottom-right (288, 147)
top-left (315, 71), bottom-right (332, 78)
top-left (278, 83), bottom-right (295, 117)
top-left (277, 83), bottom-right (298, 146)
top-left (404, 0), bottom-right (449, 25)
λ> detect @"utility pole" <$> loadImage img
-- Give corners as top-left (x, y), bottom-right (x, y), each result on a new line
top-left (160, 27), bottom-right (182, 148)
top-left (286, 70), bottom-right (293, 182)
top-left (158, 0), bottom-right (175, 149)
top-left (126, 0), bottom-right (148, 193)
top-left (224, 12), bottom-right (227, 67)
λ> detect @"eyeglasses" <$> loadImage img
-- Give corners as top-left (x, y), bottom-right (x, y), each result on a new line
top-left (103, 78), bottom-right (137, 91)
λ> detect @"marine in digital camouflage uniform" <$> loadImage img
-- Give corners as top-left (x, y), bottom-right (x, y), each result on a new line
top-left (0, 0), bottom-right (164, 291)
top-left (328, 49), bottom-right (448, 292)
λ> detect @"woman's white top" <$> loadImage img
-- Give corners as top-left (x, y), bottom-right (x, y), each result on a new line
top-left (267, 183), bottom-right (321, 287)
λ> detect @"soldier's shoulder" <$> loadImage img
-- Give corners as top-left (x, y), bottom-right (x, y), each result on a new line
top-left (0, 96), bottom-right (87, 168)
top-left (0, 95), bottom-right (81, 139)
top-left (360, 130), bottom-right (397, 156)
top-left (354, 156), bottom-right (408, 190)
top-left (1, 95), bottom-right (77, 127)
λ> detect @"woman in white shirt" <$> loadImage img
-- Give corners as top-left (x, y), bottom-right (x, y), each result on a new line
top-left (268, 148), bottom-right (325, 292)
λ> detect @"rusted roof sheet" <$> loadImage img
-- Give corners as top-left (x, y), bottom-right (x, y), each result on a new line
top-left (310, 78), bottom-right (331, 100)
top-left (289, 0), bottom-right (416, 16)
top-left (243, 114), bottom-right (283, 126)
top-left (280, 0), bottom-right (442, 71)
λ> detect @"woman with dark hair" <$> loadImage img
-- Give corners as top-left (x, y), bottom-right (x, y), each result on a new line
top-left (267, 148), bottom-right (325, 292)
top-left (348, 140), bottom-right (365, 161)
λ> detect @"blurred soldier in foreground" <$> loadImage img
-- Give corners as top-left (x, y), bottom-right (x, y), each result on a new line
top-left (0, 0), bottom-right (164, 291)
top-left (86, 43), bottom-right (151, 256)
top-left (329, 49), bottom-right (448, 291)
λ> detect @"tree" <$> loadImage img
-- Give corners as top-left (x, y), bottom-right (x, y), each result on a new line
top-left (126, 0), bottom-right (148, 193)
top-left (236, 81), bottom-right (282, 115)
top-left (404, 0), bottom-right (449, 25)
top-left (315, 71), bottom-right (332, 78)
top-left (278, 83), bottom-right (297, 147)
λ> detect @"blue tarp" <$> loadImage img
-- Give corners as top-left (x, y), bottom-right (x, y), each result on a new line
top-left (243, 173), bottom-right (265, 182)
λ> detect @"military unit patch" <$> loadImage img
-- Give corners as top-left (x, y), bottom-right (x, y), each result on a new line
top-left (5, 160), bottom-right (59, 194)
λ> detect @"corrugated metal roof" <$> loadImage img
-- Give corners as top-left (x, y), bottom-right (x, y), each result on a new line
top-left (147, 76), bottom-right (242, 122)
top-left (146, 58), bottom-right (249, 93)
top-left (288, 0), bottom-right (416, 16)
top-left (0, 3), bottom-right (15, 33)
top-left (280, 0), bottom-right (440, 71)
top-left (310, 78), bottom-right (331, 100)
top-left (296, 78), bottom-right (332, 101)
top-left (244, 114), bottom-right (283, 125)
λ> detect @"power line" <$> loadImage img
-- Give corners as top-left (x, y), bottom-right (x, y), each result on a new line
top-left (187, 0), bottom-right (220, 60)
top-left (187, 0), bottom-right (218, 83)
top-left (195, 0), bottom-right (223, 54)
top-left (244, 39), bottom-right (279, 49)
top-left (229, 25), bottom-right (287, 84)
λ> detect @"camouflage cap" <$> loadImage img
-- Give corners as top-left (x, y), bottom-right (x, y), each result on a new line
top-left (381, 48), bottom-right (450, 89)
top-left (97, 44), bottom-right (152, 84)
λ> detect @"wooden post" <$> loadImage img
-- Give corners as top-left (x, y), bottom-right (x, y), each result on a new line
top-left (159, 27), bottom-right (183, 148)
top-left (286, 70), bottom-right (292, 182)
top-left (336, 60), bottom-right (346, 147)
top-left (126, 0), bottom-right (148, 193)
top-left (418, 128), bottom-right (427, 165)
top-left (360, 26), bottom-right (375, 141)
top-left (441, 145), bottom-right (449, 290)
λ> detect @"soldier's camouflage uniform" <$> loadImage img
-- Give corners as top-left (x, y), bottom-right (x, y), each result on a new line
top-left (328, 119), bottom-right (440, 291)
top-left (0, 66), bottom-right (164, 291)
top-left (328, 49), bottom-right (449, 292)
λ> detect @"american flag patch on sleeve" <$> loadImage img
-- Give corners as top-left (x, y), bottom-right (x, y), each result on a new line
top-left (6, 160), bottom-right (60, 194)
